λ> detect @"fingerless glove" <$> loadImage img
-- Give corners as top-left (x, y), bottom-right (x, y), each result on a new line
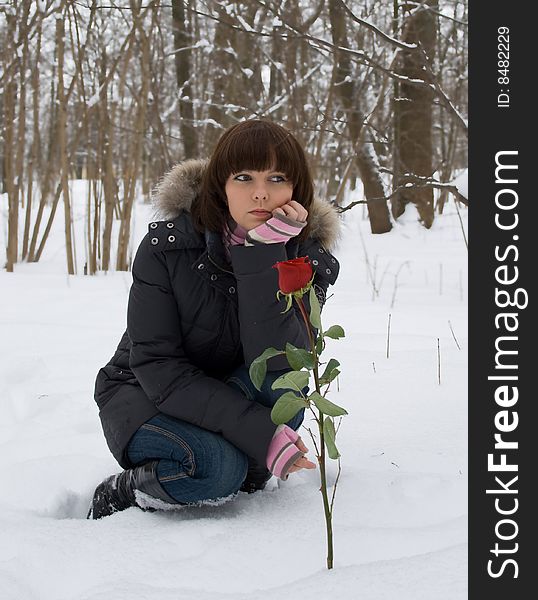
top-left (266, 424), bottom-right (304, 480)
top-left (246, 213), bottom-right (306, 246)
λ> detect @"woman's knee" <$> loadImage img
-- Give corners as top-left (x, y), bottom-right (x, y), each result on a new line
top-left (127, 414), bottom-right (249, 500)
top-left (198, 437), bottom-right (249, 498)
top-left (159, 442), bottom-right (248, 502)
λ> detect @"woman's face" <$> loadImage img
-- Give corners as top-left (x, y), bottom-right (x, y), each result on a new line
top-left (224, 169), bottom-right (294, 230)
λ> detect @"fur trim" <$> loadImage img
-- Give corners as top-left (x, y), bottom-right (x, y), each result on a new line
top-left (151, 159), bottom-right (341, 251)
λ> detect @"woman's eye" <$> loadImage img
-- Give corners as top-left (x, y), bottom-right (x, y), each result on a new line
top-left (234, 174), bottom-right (251, 182)
top-left (232, 173), bottom-right (288, 183)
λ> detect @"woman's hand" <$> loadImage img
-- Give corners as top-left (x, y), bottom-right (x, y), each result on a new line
top-left (287, 436), bottom-right (316, 473)
top-left (266, 424), bottom-right (316, 479)
top-left (272, 200), bottom-right (308, 223)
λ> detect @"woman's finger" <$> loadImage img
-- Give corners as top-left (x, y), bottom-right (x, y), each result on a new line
top-left (286, 456), bottom-right (317, 474)
top-left (293, 456), bottom-right (316, 470)
top-left (295, 437), bottom-right (309, 453)
top-left (279, 203), bottom-right (299, 220)
top-left (287, 201), bottom-right (308, 222)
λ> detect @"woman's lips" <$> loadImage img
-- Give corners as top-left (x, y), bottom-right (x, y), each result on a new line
top-left (249, 210), bottom-right (272, 217)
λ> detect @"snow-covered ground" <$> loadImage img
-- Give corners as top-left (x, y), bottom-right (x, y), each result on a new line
top-left (0, 186), bottom-right (467, 600)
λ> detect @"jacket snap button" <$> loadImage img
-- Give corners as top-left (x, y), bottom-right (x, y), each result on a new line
top-left (197, 263), bottom-right (205, 270)
top-left (151, 237), bottom-right (159, 245)
top-left (166, 222), bottom-right (174, 229)
top-left (229, 286), bottom-right (236, 294)
top-left (168, 235), bottom-right (176, 243)
top-left (150, 222), bottom-right (158, 229)
top-left (318, 248), bottom-right (324, 253)
top-left (210, 274), bottom-right (218, 281)
top-left (312, 259), bottom-right (319, 266)
top-left (331, 258), bottom-right (336, 263)
top-left (325, 268), bottom-right (332, 275)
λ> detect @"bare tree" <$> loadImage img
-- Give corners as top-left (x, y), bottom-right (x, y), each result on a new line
top-left (392, 0), bottom-right (438, 227)
top-left (328, 0), bottom-right (392, 233)
top-left (172, 0), bottom-right (198, 158)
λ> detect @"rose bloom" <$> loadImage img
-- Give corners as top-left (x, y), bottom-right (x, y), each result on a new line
top-left (272, 257), bottom-right (313, 294)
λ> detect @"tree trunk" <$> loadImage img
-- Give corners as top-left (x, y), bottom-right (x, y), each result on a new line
top-left (116, 12), bottom-right (151, 271)
top-left (328, 0), bottom-right (391, 233)
top-left (23, 21), bottom-right (43, 261)
top-left (4, 77), bottom-right (17, 272)
top-left (56, 5), bottom-right (76, 274)
top-left (394, 1), bottom-right (438, 228)
top-left (3, 5), bottom-right (18, 271)
top-left (99, 47), bottom-right (117, 272)
top-left (172, 0), bottom-right (198, 159)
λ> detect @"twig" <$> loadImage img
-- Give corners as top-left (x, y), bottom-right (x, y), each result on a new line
top-left (305, 426), bottom-right (320, 457)
top-left (308, 406), bottom-right (322, 428)
top-left (437, 338), bottom-right (441, 385)
top-left (371, 255), bottom-right (379, 301)
top-left (329, 459), bottom-right (342, 515)
top-left (454, 196), bottom-right (468, 250)
top-left (391, 261), bottom-right (410, 308)
top-left (448, 320), bottom-right (461, 350)
top-left (372, 361), bottom-right (376, 373)
top-left (357, 216), bottom-right (379, 298)
top-left (339, 180), bottom-right (468, 213)
top-left (377, 261), bottom-right (392, 296)
top-left (386, 313), bottom-right (392, 359)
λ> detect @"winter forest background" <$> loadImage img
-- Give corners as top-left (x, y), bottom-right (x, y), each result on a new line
top-left (1, 0), bottom-right (467, 274)
top-left (1, 1), bottom-right (468, 598)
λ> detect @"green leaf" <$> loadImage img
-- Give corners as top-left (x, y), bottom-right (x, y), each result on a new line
top-left (271, 370), bottom-right (310, 392)
top-left (277, 290), bottom-right (293, 314)
top-left (310, 391), bottom-right (348, 417)
top-left (309, 286), bottom-right (321, 330)
top-left (249, 347), bottom-right (284, 391)
top-left (324, 325), bottom-right (345, 340)
top-left (285, 343), bottom-right (315, 371)
top-left (271, 392), bottom-right (309, 425)
top-left (315, 336), bottom-right (324, 356)
top-left (319, 358), bottom-right (340, 385)
top-left (323, 417), bottom-right (340, 459)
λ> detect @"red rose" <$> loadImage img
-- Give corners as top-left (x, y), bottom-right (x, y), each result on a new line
top-left (272, 257), bottom-right (313, 294)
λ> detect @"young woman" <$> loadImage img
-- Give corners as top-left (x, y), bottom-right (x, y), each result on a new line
top-left (89, 119), bottom-right (340, 519)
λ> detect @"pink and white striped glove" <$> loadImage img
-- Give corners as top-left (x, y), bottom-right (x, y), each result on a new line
top-left (266, 424), bottom-right (304, 480)
top-left (246, 213), bottom-right (306, 246)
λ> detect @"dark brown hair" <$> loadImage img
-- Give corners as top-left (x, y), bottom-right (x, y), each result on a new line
top-left (191, 119), bottom-right (314, 242)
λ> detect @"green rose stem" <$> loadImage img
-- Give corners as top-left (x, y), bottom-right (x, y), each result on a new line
top-left (295, 296), bottom-right (334, 570)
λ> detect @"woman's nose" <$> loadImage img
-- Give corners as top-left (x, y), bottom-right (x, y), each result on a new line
top-left (253, 187), bottom-right (268, 201)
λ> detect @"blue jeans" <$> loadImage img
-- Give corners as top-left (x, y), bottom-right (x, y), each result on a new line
top-left (126, 365), bottom-right (305, 504)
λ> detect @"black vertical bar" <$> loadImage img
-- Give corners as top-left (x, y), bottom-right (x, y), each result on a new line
top-left (469, 2), bottom-right (533, 598)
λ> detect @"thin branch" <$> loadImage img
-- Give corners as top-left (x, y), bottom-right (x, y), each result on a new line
top-left (338, 178), bottom-right (468, 213)
top-left (337, 0), bottom-right (418, 50)
top-left (448, 320), bottom-right (461, 350)
top-left (329, 458), bottom-right (342, 514)
top-left (305, 425), bottom-right (321, 457)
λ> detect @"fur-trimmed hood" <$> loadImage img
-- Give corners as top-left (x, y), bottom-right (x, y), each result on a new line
top-left (151, 159), bottom-right (341, 252)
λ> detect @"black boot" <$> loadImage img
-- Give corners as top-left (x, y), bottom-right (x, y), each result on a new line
top-left (87, 461), bottom-right (177, 519)
top-left (240, 458), bottom-right (272, 494)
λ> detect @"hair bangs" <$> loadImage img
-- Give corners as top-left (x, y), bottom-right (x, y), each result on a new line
top-left (219, 122), bottom-right (301, 185)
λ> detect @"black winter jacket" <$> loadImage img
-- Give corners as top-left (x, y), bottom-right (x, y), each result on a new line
top-left (94, 159), bottom-right (341, 469)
